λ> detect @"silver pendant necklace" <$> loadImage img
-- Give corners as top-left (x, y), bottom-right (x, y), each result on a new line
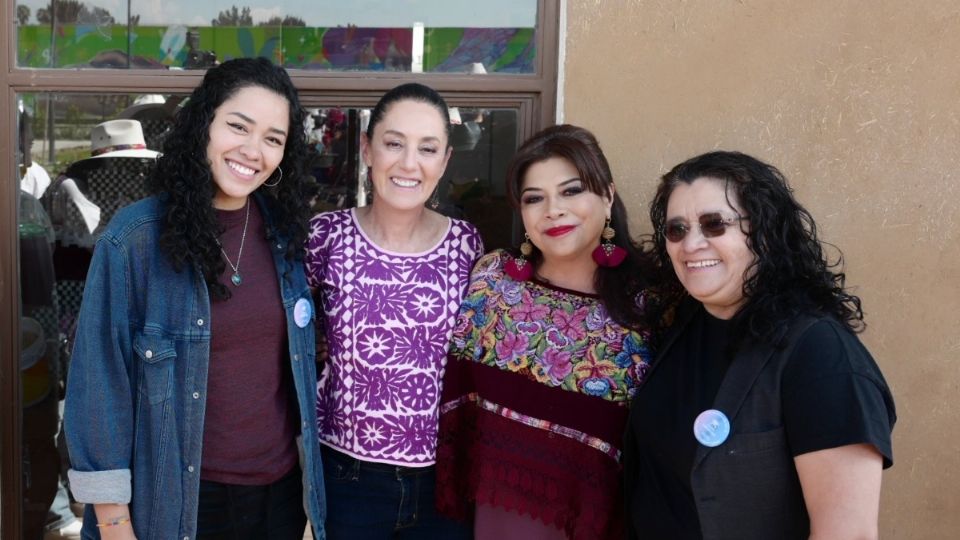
top-left (218, 198), bottom-right (250, 287)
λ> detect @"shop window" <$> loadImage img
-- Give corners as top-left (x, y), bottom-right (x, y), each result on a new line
top-left (16, 0), bottom-right (538, 73)
top-left (5, 4), bottom-right (557, 536)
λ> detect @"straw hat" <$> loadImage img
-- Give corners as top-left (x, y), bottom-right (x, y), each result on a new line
top-left (78, 119), bottom-right (161, 162)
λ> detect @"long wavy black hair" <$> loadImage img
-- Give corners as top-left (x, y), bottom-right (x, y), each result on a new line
top-left (148, 57), bottom-right (311, 300)
top-left (649, 150), bottom-right (864, 343)
top-left (505, 124), bottom-right (657, 330)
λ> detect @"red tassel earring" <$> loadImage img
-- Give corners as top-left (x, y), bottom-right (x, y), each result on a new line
top-left (592, 218), bottom-right (627, 267)
top-left (505, 234), bottom-right (535, 281)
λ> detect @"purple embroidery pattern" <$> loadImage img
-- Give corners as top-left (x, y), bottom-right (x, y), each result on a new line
top-left (306, 209), bottom-right (483, 465)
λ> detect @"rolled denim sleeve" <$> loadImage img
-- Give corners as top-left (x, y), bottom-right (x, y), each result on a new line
top-left (64, 233), bottom-right (136, 504)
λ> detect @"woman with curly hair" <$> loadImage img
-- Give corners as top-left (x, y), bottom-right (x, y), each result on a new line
top-left (625, 151), bottom-right (896, 539)
top-left (64, 58), bottom-right (326, 540)
top-left (435, 124), bottom-right (657, 539)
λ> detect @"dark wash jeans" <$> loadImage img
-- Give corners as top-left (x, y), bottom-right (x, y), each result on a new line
top-left (196, 465), bottom-right (307, 540)
top-left (321, 445), bottom-right (471, 540)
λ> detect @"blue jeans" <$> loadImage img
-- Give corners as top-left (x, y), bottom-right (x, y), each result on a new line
top-left (322, 445), bottom-right (471, 540)
top-left (196, 465), bottom-right (306, 540)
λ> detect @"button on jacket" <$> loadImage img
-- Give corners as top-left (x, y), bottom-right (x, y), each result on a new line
top-left (64, 194), bottom-right (326, 540)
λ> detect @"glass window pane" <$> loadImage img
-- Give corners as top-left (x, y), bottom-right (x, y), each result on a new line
top-left (16, 92), bottom-right (179, 536)
top-left (16, 1), bottom-right (537, 73)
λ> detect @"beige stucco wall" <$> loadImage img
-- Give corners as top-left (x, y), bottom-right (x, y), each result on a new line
top-left (562, 0), bottom-right (959, 537)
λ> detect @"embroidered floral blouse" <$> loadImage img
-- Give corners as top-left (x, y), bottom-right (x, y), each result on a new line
top-left (436, 249), bottom-right (654, 539)
top-left (305, 209), bottom-right (484, 466)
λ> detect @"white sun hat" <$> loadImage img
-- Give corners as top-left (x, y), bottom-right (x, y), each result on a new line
top-left (86, 119), bottom-right (160, 160)
top-left (117, 94), bottom-right (167, 120)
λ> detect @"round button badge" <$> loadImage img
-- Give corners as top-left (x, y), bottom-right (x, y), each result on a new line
top-left (693, 409), bottom-right (731, 448)
top-left (293, 298), bottom-right (312, 328)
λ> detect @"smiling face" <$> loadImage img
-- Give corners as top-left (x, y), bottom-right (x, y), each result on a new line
top-left (520, 156), bottom-right (613, 268)
top-left (362, 99), bottom-right (451, 212)
top-left (206, 85), bottom-right (290, 210)
top-left (665, 177), bottom-right (755, 319)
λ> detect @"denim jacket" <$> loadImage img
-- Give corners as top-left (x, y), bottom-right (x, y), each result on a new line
top-left (64, 194), bottom-right (326, 540)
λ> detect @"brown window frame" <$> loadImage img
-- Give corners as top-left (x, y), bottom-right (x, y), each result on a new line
top-left (0, 1), bottom-right (560, 536)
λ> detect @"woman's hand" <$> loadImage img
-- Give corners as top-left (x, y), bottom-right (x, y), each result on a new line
top-left (795, 443), bottom-right (883, 540)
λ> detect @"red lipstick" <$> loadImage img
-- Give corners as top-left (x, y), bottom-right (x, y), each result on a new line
top-left (545, 225), bottom-right (575, 237)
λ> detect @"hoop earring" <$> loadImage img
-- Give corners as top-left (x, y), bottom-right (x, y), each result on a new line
top-left (263, 166), bottom-right (283, 187)
top-left (505, 233), bottom-right (535, 281)
top-left (591, 218), bottom-right (627, 267)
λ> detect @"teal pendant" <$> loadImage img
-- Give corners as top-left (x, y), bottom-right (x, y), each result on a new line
top-left (231, 272), bottom-right (242, 286)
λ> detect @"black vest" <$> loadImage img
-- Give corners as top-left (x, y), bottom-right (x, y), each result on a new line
top-left (626, 301), bottom-right (819, 539)
top-left (686, 311), bottom-right (817, 539)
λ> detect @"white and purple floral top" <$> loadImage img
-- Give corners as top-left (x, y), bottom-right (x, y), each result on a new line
top-left (306, 208), bottom-right (484, 466)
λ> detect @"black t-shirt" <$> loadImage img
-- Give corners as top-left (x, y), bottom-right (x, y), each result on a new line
top-left (628, 306), bottom-right (895, 539)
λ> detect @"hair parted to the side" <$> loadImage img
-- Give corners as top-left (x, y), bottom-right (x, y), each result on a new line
top-left (505, 124), bottom-right (657, 330)
top-left (365, 82), bottom-right (452, 141)
top-left (148, 57), bottom-right (312, 301)
top-left (649, 150), bottom-right (864, 343)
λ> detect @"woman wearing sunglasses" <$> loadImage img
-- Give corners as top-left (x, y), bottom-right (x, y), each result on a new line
top-left (435, 125), bottom-right (657, 539)
top-left (624, 150), bottom-right (896, 539)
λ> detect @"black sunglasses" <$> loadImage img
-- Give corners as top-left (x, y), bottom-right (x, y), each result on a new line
top-left (662, 213), bottom-right (747, 243)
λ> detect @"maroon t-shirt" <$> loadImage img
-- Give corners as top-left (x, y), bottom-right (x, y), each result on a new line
top-left (201, 201), bottom-right (299, 485)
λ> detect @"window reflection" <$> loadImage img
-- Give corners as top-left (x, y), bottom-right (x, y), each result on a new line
top-left (16, 1), bottom-right (537, 72)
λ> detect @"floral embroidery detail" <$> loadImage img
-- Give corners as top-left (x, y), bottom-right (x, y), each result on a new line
top-left (495, 279), bottom-right (524, 306)
top-left (541, 348), bottom-right (574, 385)
top-left (356, 416), bottom-right (391, 449)
top-left (393, 325), bottom-right (447, 370)
top-left (407, 286), bottom-right (444, 323)
top-left (515, 321), bottom-right (543, 336)
top-left (354, 283), bottom-right (407, 325)
top-left (574, 346), bottom-right (620, 396)
top-left (544, 327), bottom-right (569, 349)
top-left (397, 372), bottom-right (438, 411)
top-left (494, 332), bottom-right (529, 369)
top-left (353, 366), bottom-right (404, 411)
top-left (585, 304), bottom-right (608, 332)
top-left (510, 292), bottom-right (550, 322)
top-left (358, 329), bottom-right (393, 364)
top-left (461, 294), bottom-right (488, 328)
top-left (615, 333), bottom-right (650, 369)
top-left (307, 209), bottom-right (484, 464)
top-left (553, 306), bottom-right (590, 341)
top-left (449, 250), bottom-right (653, 400)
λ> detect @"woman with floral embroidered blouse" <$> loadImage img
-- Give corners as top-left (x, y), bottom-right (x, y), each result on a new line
top-left (305, 83), bottom-right (484, 539)
top-left (435, 124), bottom-right (658, 539)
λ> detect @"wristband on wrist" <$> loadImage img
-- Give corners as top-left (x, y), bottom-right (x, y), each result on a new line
top-left (96, 515), bottom-right (131, 528)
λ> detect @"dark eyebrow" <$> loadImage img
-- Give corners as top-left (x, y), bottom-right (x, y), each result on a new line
top-left (382, 129), bottom-right (441, 144)
top-left (520, 177), bottom-right (581, 195)
top-left (227, 111), bottom-right (287, 137)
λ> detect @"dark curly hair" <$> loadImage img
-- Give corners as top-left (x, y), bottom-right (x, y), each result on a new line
top-left (505, 124), bottom-right (657, 330)
top-left (148, 57), bottom-right (312, 300)
top-left (649, 150), bottom-right (864, 343)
